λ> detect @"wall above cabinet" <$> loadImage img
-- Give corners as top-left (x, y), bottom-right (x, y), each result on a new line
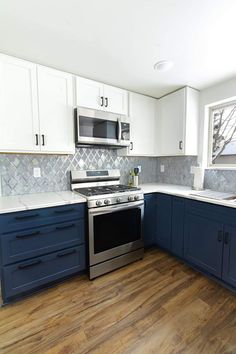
top-left (76, 77), bottom-right (128, 116)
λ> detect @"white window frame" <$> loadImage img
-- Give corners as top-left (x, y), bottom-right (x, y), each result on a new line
top-left (204, 96), bottom-right (236, 170)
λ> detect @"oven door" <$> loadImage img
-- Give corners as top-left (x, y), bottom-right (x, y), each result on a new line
top-left (88, 201), bottom-right (144, 266)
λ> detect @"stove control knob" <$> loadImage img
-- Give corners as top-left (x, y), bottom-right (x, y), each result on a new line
top-left (128, 195), bottom-right (134, 202)
top-left (116, 197), bottom-right (121, 203)
top-left (134, 195), bottom-right (140, 201)
top-left (104, 199), bottom-right (110, 205)
top-left (96, 200), bottom-right (102, 206)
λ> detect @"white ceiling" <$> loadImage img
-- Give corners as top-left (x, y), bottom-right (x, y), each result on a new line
top-left (0, 0), bottom-right (236, 97)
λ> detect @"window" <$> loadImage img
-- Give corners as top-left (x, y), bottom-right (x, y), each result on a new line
top-left (208, 100), bottom-right (236, 166)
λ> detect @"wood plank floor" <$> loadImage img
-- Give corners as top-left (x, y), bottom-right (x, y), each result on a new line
top-left (0, 249), bottom-right (236, 354)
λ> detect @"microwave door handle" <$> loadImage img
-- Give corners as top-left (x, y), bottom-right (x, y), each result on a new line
top-left (117, 118), bottom-right (121, 142)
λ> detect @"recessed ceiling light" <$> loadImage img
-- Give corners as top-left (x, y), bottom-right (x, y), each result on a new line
top-left (154, 60), bottom-right (174, 72)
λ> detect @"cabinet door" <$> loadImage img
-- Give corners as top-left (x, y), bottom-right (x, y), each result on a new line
top-left (103, 84), bottom-right (128, 115)
top-left (76, 77), bottom-right (103, 110)
top-left (37, 66), bottom-right (75, 154)
top-left (184, 213), bottom-right (223, 277)
top-left (143, 194), bottom-right (157, 247)
top-left (222, 225), bottom-right (236, 288)
top-left (171, 197), bottom-right (185, 258)
top-left (125, 92), bottom-right (157, 156)
top-left (156, 194), bottom-right (172, 250)
top-left (157, 89), bottom-right (184, 156)
top-left (0, 54), bottom-right (40, 152)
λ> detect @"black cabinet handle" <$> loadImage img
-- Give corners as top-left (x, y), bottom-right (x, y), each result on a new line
top-left (100, 96), bottom-right (104, 106)
top-left (54, 208), bottom-right (74, 214)
top-left (15, 213), bottom-right (39, 221)
top-left (217, 230), bottom-right (223, 242)
top-left (42, 134), bottom-right (45, 146)
top-left (224, 232), bottom-right (230, 245)
top-left (56, 223), bottom-right (75, 231)
top-left (57, 249), bottom-right (76, 258)
top-left (35, 134), bottom-right (39, 146)
top-left (18, 259), bottom-right (42, 269)
top-left (130, 142), bottom-right (133, 151)
top-left (16, 231), bottom-right (40, 239)
top-left (105, 97), bottom-right (108, 107)
top-left (179, 140), bottom-right (183, 150)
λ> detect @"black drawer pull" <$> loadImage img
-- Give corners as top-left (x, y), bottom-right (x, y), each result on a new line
top-left (224, 232), bottom-right (230, 245)
top-left (15, 213), bottom-right (39, 221)
top-left (57, 249), bottom-right (76, 258)
top-left (18, 259), bottom-right (42, 269)
top-left (16, 231), bottom-right (40, 239)
top-left (56, 224), bottom-right (75, 231)
top-left (54, 208), bottom-right (74, 214)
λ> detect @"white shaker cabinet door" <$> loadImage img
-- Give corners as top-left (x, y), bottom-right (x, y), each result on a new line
top-left (37, 66), bottom-right (75, 154)
top-left (76, 77), bottom-right (103, 110)
top-left (158, 89), bottom-right (185, 156)
top-left (103, 84), bottom-right (128, 115)
top-left (128, 92), bottom-right (157, 156)
top-left (0, 54), bottom-right (40, 152)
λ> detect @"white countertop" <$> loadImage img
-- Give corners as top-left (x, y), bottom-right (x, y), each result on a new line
top-left (0, 191), bottom-right (86, 214)
top-left (140, 183), bottom-right (236, 209)
top-left (1, 183), bottom-right (236, 215)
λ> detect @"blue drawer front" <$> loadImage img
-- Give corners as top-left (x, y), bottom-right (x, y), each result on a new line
top-left (1, 219), bottom-right (85, 265)
top-left (2, 245), bottom-right (86, 300)
top-left (0, 203), bottom-right (86, 234)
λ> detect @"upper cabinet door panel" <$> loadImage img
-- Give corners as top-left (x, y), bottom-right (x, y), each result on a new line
top-left (158, 89), bottom-right (185, 156)
top-left (37, 66), bottom-right (75, 154)
top-left (103, 84), bottom-right (128, 115)
top-left (129, 93), bottom-right (157, 155)
top-left (0, 54), bottom-right (40, 152)
top-left (76, 77), bottom-right (103, 111)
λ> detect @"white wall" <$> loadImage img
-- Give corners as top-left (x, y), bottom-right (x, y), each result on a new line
top-left (198, 76), bottom-right (236, 166)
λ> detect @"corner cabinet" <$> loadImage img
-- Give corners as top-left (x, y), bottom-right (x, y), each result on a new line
top-left (0, 53), bottom-right (75, 154)
top-left (118, 93), bottom-right (158, 156)
top-left (76, 77), bottom-right (128, 115)
top-left (157, 87), bottom-right (199, 156)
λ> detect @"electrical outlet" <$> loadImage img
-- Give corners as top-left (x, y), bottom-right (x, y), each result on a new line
top-left (190, 166), bottom-right (195, 174)
top-left (137, 165), bottom-right (142, 173)
top-left (33, 167), bottom-right (41, 178)
top-left (160, 165), bottom-right (165, 173)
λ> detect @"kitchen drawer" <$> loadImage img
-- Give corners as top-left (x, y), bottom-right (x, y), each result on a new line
top-left (2, 245), bottom-right (86, 300)
top-left (1, 219), bottom-right (85, 265)
top-left (0, 203), bottom-right (86, 234)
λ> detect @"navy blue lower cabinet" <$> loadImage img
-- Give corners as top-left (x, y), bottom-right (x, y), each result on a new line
top-left (156, 194), bottom-right (172, 250)
top-left (1, 219), bottom-right (85, 265)
top-left (222, 225), bottom-right (236, 288)
top-left (143, 194), bottom-right (157, 247)
top-left (171, 197), bottom-right (185, 258)
top-left (184, 213), bottom-right (223, 278)
top-left (2, 245), bottom-right (86, 301)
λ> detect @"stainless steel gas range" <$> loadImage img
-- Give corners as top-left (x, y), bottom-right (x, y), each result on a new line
top-left (70, 169), bottom-right (144, 279)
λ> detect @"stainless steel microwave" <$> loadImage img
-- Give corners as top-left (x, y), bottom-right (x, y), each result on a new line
top-left (75, 108), bottom-right (130, 147)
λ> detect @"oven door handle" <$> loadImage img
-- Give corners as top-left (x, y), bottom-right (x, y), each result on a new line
top-left (89, 200), bottom-right (144, 216)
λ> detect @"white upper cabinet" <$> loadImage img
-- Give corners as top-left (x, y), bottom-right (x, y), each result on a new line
top-left (103, 84), bottom-right (128, 115)
top-left (157, 87), bottom-right (199, 156)
top-left (76, 77), bottom-right (128, 115)
top-left (118, 92), bottom-right (157, 156)
top-left (0, 54), bottom-right (40, 152)
top-left (0, 54), bottom-right (75, 154)
top-left (76, 77), bottom-right (103, 111)
top-left (37, 66), bottom-right (75, 154)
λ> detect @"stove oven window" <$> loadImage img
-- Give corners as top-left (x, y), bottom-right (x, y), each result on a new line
top-left (93, 207), bottom-right (141, 253)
